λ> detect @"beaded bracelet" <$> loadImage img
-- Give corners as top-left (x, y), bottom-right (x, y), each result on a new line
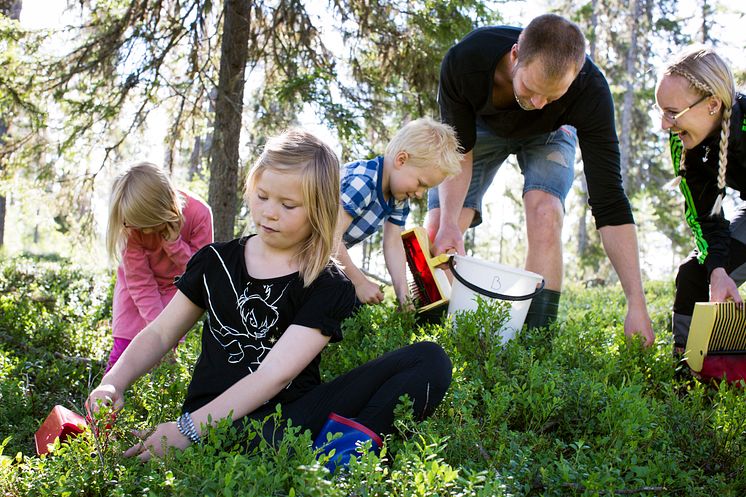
top-left (176, 411), bottom-right (202, 445)
top-left (183, 412), bottom-right (201, 444)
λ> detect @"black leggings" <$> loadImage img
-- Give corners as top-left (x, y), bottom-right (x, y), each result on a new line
top-left (236, 341), bottom-right (452, 448)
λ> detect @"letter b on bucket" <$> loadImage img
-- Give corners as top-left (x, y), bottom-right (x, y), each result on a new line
top-left (447, 255), bottom-right (544, 344)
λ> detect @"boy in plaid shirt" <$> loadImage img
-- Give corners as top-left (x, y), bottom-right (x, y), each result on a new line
top-left (335, 117), bottom-right (462, 307)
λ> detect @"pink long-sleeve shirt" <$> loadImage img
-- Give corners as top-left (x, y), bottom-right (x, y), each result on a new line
top-left (111, 191), bottom-right (213, 340)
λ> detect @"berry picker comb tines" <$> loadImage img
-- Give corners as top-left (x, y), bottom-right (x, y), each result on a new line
top-left (401, 227), bottom-right (451, 313)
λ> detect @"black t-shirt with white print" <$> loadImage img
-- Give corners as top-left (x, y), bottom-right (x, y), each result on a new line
top-left (174, 235), bottom-right (357, 414)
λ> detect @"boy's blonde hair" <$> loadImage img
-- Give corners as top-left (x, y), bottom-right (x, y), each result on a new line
top-left (662, 45), bottom-right (735, 216)
top-left (106, 162), bottom-right (184, 260)
top-left (384, 117), bottom-right (463, 176)
top-left (245, 129), bottom-right (340, 287)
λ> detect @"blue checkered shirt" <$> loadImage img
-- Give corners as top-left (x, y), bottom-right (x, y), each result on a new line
top-left (341, 156), bottom-right (409, 248)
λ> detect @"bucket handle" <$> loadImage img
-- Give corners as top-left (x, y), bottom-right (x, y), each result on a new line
top-left (448, 256), bottom-right (545, 302)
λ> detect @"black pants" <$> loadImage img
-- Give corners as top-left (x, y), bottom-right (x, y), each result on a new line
top-left (236, 341), bottom-right (452, 449)
top-left (673, 205), bottom-right (746, 347)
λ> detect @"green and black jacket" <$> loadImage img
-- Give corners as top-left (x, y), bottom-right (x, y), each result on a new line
top-left (670, 92), bottom-right (746, 275)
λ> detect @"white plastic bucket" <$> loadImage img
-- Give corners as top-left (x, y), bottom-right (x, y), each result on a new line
top-left (447, 255), bottom-right (544, 344)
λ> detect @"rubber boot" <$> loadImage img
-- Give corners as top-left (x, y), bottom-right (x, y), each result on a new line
top-left (671, 312), bottom-right (692, 354)
top-left (672, 312), bottom-right (695, 381)
top-left (312, 413), bottom-right (382, 474)
top-left (524, 289), bottom-right (561, 331)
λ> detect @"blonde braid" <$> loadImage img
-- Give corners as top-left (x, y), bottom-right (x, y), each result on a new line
top-left (672, 68), bottom-right (713, 96)
top-left (710, 105), bottom-right (732, 215)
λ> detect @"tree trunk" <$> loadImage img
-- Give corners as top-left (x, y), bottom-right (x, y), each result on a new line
top-left (189, 87), bottom-right (216, 182)
top-left (700, 0), bottom-right (713, 43)
top-left (619, 0), bottom-right (641, 190)
top-left (0, 0), bottom-right (22, 249)
top-left (0, 195), bottom-right (5, 248)
top-left (208, 0), bottom-right (250, 241)
top-left (577, 0), bottom-right (598, 258)
top-left (188, 135), bottom-right (202, 181)
top-left (0, 106), bottom-right (6, 247)
top-left (0, 0), bottom-right (21, 17)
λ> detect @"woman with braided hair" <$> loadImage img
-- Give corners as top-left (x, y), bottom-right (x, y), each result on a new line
top-left (655, 45), bottom-right (746, 354)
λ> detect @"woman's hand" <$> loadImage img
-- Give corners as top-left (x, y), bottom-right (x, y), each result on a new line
top-left (709, 267), bottom-right (743, 307)
top-left (123, 421), bottom-right (191, 462)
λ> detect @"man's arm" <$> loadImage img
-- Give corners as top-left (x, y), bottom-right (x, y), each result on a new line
top-left (598, 223), bottom-right (654, 346)
top-left (570, 64), bottom-right (635, 228)
top-left (432, 151), bottom-right (473, 255)
top-left (570, 66), bottom-right (651, 343)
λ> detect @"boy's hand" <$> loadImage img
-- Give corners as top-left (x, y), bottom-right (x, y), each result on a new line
top-left (355, 279), bottom-right (385, 304)
top-left (398, 298), bottom-right (416, 312)
top-left (394, 287), bottom-right (414, 312)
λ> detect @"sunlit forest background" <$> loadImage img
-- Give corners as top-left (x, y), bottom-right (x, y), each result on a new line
top-left (1, 0), bottom-right (745, 284)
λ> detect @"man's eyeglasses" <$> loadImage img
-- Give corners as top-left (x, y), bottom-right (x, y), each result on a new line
top-left (653, 94), bottom-right (709, 126)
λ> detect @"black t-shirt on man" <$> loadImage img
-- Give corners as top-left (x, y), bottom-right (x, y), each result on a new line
top-left (438, 26), bottom-right (633, 228)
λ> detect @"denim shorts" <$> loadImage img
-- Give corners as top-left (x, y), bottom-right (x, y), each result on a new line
top-left (428, 123), bottom-right (577, 227)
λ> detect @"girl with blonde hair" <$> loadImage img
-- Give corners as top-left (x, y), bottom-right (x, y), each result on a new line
top-left (106, 162), bottom-right (213, 369)
top-left (655, 45), bottom-right (746, 353)
top-left (87, 129), bottom-right (452, 473)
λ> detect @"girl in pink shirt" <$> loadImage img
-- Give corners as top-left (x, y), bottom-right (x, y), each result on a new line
top-left (105, 162), bottom-right (213, 370)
